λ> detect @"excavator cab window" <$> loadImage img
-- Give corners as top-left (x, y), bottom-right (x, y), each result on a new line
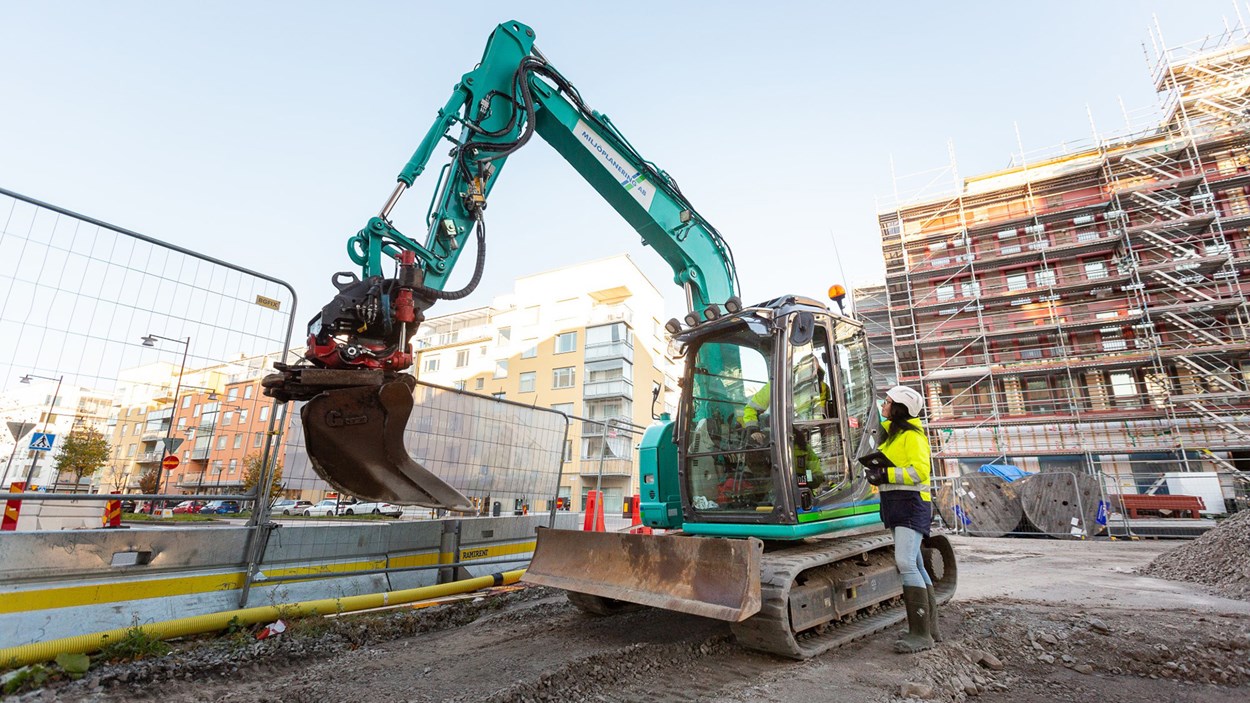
top-left (683, 322), bottom-right (774, 513)
top-left (790, 324), bottom-right (846, 504)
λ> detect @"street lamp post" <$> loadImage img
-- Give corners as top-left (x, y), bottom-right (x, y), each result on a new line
top-left (142, 334), bottom-right (190, 506)
top-left (19, 373), bottom-right (64, 491)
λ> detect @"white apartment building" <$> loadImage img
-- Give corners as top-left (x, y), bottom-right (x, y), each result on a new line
top-left (414, 254), bottom-right (679, 512)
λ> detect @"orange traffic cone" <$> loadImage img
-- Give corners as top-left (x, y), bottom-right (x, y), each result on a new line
top-left (2, 481), bottom-right (25, 531)
top-left (582, 490), bottom-right (606, 532)
top-left (628, 494), bottom-right (652, 535)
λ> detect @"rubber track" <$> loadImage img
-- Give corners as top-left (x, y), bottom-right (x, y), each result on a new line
top-left (730, 532), bottom-right (957, 659)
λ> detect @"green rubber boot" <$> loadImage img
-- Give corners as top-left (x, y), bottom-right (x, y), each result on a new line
top-left (926, 583), bottom-right (942, 643)
top-left (894, 586), bottom-right (934, 653)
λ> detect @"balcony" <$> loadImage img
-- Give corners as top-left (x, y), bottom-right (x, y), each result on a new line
top-left (137, 451), bottom-right (164, 463)
top-left (578, 458), bottom-right (634, 478)
top-left (140, 430), bottom-right (170, 443)
top-left (584, 340), bottom-right (633, 362)
top-left (583, 379), bottom-right (633, 399)
top-left (579, 417), bottom-right (635, 437)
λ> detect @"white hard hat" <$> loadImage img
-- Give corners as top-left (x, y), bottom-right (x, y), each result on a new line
top-left (886, 385), bottom-right (924, 417)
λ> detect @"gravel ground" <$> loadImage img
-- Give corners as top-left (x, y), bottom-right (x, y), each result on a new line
top-left (6, 537), bottom-right (1250, 702)
top-left (1141, 509), bottom-right (1250, 600)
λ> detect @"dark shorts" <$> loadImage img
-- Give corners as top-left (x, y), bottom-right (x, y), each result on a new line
top-left (880, 491), bottom-right (931, 537)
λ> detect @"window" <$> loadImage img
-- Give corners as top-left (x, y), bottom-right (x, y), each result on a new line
top-left (260, 406), bottom-right (270, 422)
top-left (552, 402), bottom-right (575, 416)
top-left (564, 439), bottom-right (573, 462)
top-left (127, 443), bottom-right (136, 457)
top-left (182, 396), bottom-right (192, 408)
top-left (253, 433), bottom-right (263, 448)
top-left (454, 380), bottom-right (466, 390)
top-left (1109, 371), bottom-right (1138, 406)
top-left (553, 367), bottom-right (576, 389)
top-left (120, 424), bottom-right (127, 437)
top-left (494, 359), bottom-right (508, 378)
top-left (555, 332), bottom-right (577, 353)
top-left (424, 355), bottom-right (441, 372)
top-left (239, 409), bottom-right (248, 424)
top-left (1085, 260), bottom-right (1108, 280)
top-left (244, 385), bottom-right (253, 400)
top-left (519, 371), bottom-right (536, 393)
top-left (177, 418), bottom-right (186, 429)
top-left (497, 327), bottom-right (511, 345)
top-left (475, 377), bottom-right (484, 390)
top-left (456, 349), bottom-right (470, 368)
top-left (223, 411), bottom-right (234, 426)
top-left (228, 459), bottom-right (238, 474)
top-left (480, 344), bottom-right (488, 357)
top-left (1034, 268), bottom-right (1056, 287)
top-left (522, 340), bottom-right (538, 359)
top-left (961, 281), bottom-right (981, 298)
top-left (193, 404), bottom-right (201, 418)
top-left (935, 285), bottom-right (955, 302)
top-left (586, 322), bottom-right (630, 346)
top-left (217, 436), bottom-right (227, 450)
top-left (227, 388), bottom-right (238, 401)
top-left (522, 306), bottom-right (540, 325)
top-left (1006, 272), bottom-right (1028, 292)
top-left (1101, 327), bottom-right (1126, 352)
top-left (231, 434), bottom-right (241, 449)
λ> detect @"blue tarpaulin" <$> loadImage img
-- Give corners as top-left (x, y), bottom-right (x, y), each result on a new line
top-left (977, 464), bottom-right (1032, 482)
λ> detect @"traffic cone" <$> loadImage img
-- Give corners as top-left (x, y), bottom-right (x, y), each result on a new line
top-left (628, 494), bottom-right (652, 535)
top-left (582, 490), bottom-right (606, 532)
top-left (2, 481), bottom-right (25, 532)
top-left (102, 492), bottom-right (122, 528)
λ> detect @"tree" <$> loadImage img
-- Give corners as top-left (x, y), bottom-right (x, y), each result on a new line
top-left (53, 425), bottom-right (111, 492)
top-left (241, 452), bottom-right (284, 504)
top-left (138, 468), bottom-right (161, 495)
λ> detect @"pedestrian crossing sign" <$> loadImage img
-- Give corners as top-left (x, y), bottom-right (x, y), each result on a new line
top-left (29, 432), bottom-right (55, 452)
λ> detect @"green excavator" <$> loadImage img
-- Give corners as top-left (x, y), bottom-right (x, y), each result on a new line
top-left (262, 20), bottom-right (955, 659)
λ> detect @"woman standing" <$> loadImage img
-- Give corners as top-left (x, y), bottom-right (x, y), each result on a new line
top-left (875, 385), bottom-right (938, 653)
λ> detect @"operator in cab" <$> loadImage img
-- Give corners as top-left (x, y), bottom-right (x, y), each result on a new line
top-left (875, 385), bottom-right (939, 653)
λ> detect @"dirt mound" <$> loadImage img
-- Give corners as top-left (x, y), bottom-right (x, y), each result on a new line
top-left (1141, 509), bottom-right (1250, 600)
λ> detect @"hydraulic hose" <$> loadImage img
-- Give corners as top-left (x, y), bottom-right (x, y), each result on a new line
top-left (0, 569), bottom-right (525, 669)
top-left (414, 218), bottom-right (486, 301)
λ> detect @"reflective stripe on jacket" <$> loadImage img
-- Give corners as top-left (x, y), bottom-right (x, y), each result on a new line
top-left (878, 417), bottom-right (932, 502)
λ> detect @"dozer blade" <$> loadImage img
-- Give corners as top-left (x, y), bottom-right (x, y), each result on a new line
top-left (301, 380), bottom-right (471, 510)
top-left (523, 527), bottom-right (763, 622)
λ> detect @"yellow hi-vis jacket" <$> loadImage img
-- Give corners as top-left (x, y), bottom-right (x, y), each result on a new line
top-left (742, 382), bottom-right (830, 428)
top-left (878, 418), bottom-right (932, 502)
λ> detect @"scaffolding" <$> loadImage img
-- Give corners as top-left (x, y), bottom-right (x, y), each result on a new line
top-left (877, 20), bottom-right (1250, 495)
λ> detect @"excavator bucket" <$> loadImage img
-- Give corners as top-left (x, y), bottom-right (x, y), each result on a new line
top-left (523, 527), bottom-right (763, 622)
top-left (301, 380), bottom-right (471, 510)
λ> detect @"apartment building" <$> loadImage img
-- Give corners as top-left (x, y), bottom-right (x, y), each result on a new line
top-left (0, 380), bottom-right (111, 490)
top-left (877, 26), bottom-right (1250, 488)
top-left (414, 254), bottom-right (677, 512)
top-left (103, 354), bottom-right (289, 496)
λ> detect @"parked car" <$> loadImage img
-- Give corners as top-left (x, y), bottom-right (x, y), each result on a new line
top-left (198, 500), bottom-right (241, 515)
top-left (303, 499), bottom-right (341, 517)
top-left (343, 500), bottom-right (402, 517)
top-left (171, 500), bottom-right (204, 514)
top-left (120, 499), bottom-right (137, 513)
top-left (272, 499), bottom-right (314, 516)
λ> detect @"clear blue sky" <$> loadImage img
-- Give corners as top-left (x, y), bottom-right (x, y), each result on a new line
top-left (1, 1), bottom-right (1243, 324)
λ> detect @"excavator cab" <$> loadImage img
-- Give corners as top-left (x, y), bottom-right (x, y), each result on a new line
top-left (673, 296), bottom-right (879, 535)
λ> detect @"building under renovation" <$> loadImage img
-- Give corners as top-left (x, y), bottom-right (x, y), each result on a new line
top-left (877, 26), bottom-right (1250, 493)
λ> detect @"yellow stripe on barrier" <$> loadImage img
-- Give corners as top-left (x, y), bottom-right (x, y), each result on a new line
top-left (0, 542), bottom-right (537, 615)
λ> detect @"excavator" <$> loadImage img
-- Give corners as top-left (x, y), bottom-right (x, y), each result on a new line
top-left (262, 20), bottom-right (955, 659)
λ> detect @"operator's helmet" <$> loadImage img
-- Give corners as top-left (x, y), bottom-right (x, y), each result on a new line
top-left (886, 385), bottom-right (924, 417)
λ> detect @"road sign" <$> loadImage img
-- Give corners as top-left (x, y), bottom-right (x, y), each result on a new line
top-left (29, 433), bottom-right (55, 452)
top-left (162, 454), bottom-right (180, 471)
top-left (7, 421), bottom-right (35, 442)
top-left (164, 437), bottom-right (184, 454)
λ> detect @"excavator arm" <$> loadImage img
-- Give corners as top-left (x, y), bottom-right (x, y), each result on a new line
top-left (264, 20), bottom-right (740, 507)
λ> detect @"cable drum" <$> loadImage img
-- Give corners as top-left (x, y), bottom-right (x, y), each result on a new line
top-left (1016, 471), bottom-right (1105, 539)
top-left (934, 475), bottom-right (1024, 538)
